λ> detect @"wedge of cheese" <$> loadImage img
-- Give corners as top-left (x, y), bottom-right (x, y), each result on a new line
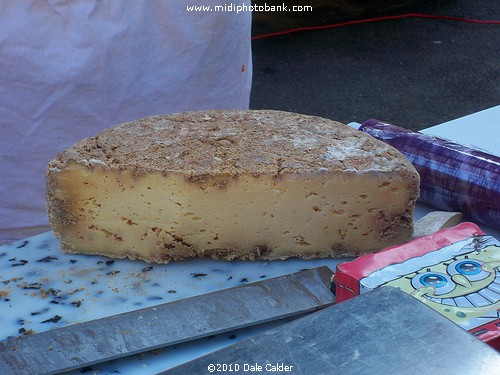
top-left (46, 110), bottom-right (420, 263)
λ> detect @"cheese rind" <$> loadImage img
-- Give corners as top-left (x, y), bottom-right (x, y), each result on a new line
top-left (46, 110), bottom-right (420, 262)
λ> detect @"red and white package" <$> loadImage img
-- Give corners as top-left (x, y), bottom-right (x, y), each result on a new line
top-left (333, 222), bottom-right (500, 348)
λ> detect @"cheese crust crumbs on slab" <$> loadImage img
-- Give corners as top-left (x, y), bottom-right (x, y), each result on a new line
top-left (46, 110), bottom-right (420, 263)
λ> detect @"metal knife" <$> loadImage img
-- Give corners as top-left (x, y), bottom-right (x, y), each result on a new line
top-left (163, 286), bottom-right (500, 375)
top-left (0, 266), bottom-right (335, 375)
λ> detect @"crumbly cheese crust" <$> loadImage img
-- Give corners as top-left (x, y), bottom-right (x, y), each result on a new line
top-left (48, 110), bottom-right (417, 179)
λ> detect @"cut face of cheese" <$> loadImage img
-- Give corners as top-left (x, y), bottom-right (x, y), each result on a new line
top-left (46, 110), bottom-right (420, 263)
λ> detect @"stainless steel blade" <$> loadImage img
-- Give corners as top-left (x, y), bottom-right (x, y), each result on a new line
top-left (163, 286), bottom-right (500, 375)
top-left (0, 266), bottom-right (334, 375)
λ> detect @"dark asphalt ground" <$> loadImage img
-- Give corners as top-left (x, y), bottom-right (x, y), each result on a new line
top-left (250, 0), bottom-right (500, 131)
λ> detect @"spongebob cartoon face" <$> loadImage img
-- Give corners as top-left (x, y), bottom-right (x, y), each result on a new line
top-left (360, 236), bottom-right (500, 330)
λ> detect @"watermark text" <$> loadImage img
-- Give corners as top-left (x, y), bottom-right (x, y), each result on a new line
top-left (187, 3), bottom-right (313, 13)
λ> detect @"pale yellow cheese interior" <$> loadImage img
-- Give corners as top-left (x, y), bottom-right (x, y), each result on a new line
top-left (50, 162), bottom-right (413, 262)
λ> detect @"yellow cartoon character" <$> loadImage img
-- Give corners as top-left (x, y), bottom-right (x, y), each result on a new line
top-left (361, 236), bottom-right (500, 331)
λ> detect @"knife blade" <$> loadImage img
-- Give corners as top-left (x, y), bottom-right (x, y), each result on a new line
top-left (0, 266), bottom-right (335, 375)
top-left (163, 286), bottom-right (500, 375)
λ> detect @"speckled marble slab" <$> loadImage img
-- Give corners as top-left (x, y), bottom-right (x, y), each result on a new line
top-left (0, 231), bottom-right (345, 374)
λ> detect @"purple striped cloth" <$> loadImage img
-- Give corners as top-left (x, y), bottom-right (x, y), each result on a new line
top-left (359, 119), bottom-right (500, 229)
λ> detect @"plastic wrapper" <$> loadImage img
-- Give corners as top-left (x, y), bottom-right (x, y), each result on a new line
top-left (359, 119), bottom-right (500, 229)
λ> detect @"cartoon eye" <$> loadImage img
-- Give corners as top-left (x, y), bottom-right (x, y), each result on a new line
top-left (411, 272), bottom-right (455, 295)
top-left (447, 259), bottom-right (490, 282)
